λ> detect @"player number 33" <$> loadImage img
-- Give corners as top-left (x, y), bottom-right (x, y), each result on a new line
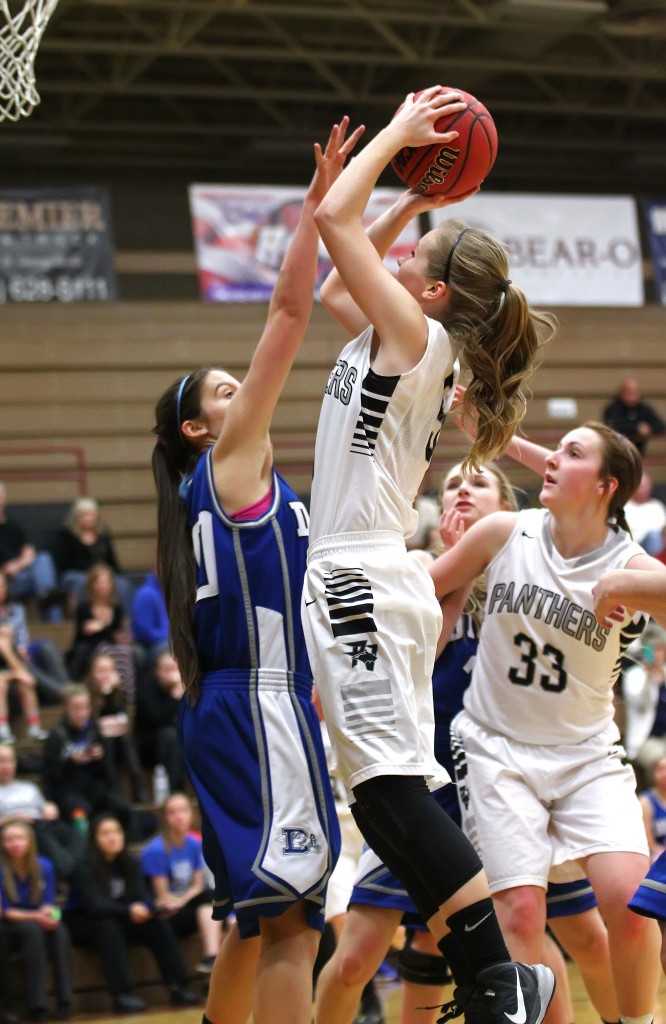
top-left (508, 633), bottom-right (568, 693)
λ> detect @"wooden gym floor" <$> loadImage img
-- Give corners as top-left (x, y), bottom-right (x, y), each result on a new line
top-left (65, 962), bottom-right (666, 1023)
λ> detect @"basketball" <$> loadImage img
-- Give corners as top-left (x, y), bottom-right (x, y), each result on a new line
top-left (390, 87), bottom-right (498, 198)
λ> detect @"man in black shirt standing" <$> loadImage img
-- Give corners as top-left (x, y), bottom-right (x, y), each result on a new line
top-left (603, 376), bottom-right (665, 456)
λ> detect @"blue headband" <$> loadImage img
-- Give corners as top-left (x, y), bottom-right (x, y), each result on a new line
top-left (176, 374), bottom-right (191, 445)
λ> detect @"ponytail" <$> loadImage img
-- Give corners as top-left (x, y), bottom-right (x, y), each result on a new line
top-left (152, 368), bottom-right (211, 704)
top-left (428, 221), bottom-right (557, 471)
top-left (584, 421), bottom-right (643, 534)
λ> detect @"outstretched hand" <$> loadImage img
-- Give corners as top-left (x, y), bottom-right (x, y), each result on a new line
top-left (308, 116), bottom-right (365, 203)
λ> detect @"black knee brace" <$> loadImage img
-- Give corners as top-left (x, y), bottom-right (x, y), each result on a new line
top-left (352, 775), bottom-right (483, 914)
top-left (398, 938), bottom-right (452, 987)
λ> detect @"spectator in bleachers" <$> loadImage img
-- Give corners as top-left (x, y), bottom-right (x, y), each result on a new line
top-left (0, 745), bottom-right (85, 881)
top-left (65, 564), bottom-right (135, 700)
top-left (42, 684), bottom-right (133, 837)
top-left (0, 569), bottom-right (69, 707)
top-left (0, 482), bottom-right (62, 623)
top-left (0, 626), bottom-right (47, 745)
top-left (603, 376), bottom-right (665, 457)
top-left (64, 814), bottom-right (199, 1015)
top-left (626, 472), bottom-right (666, 557)
top-left (135, 651), bottom-right (185, 794)
top-left (51, 497), bottom-right (133, 615)
top-left (87, 652), bottom-right (147, 803)
top-left (130, 571), bottom-right (169, 667)
top-left (0, 819), bottom-right (72, 1021)
top-left (141, 792), bottom-right (222, 975)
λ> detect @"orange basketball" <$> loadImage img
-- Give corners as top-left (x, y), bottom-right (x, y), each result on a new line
top-left (390, 87), bottom-right (498, 198)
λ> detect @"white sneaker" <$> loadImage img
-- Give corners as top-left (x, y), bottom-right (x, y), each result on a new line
top-left (27, 724), bottom-right (48, 741)
top-left (0, 724), bottom-right (16, 744)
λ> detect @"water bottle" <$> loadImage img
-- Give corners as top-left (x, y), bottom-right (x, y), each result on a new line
top-left (153, 764), bottom-right (170, 806)
top-left (71, 808), bottom-right (89, 838)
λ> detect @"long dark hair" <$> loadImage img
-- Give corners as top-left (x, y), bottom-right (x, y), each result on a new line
top-left (427, 220), bottom-right (557, 470)
top-left (89, 814), bottom-right (134, 897)
top-left (0, 819), bottom-right (42, 906)
top-left (152, 368), bottom-right (211, 702)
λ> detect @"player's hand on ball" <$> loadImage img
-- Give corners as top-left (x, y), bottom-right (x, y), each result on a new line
top-left (391, 87), bottom-right (466, 148)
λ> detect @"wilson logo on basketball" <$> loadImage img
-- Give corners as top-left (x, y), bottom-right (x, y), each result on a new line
top-left (413, 145), bottom-right (461, 195)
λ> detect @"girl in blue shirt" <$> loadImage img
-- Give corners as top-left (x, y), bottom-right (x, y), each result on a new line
top-left (141, 792), bottom-right (221, 973)
top-left (0, 819), bottom-right (72, 1020)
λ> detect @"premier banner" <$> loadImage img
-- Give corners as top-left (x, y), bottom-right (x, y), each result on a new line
top-left (429, 193), bottom-right (643, 307)
top-left (189, 184), bottom-right (419, 302)
top-left (0, 186), bottom-right (117, 302)
top-left (643, 200), bottom-right (666, 306)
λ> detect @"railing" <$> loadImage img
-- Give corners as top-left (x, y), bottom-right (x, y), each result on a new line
top-left (0, 443), bottom-right (89, 496)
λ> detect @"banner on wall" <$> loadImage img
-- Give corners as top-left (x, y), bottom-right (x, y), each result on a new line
top-left (0, 186), bottom-right (117, 302)
top-left (643, 200), bottom-right (666, 306)
top-left (188, 184), bottom-right (419, 302)
top-left (429, 193), bottom-right (643, 307)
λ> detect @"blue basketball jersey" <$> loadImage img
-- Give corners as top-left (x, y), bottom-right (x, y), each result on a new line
top-left (179, 449), bottom-right (340, 937)
top-left (629, 848), bottom-right (666, 921)
top-left (183, 448), bottom-right (312, 683)
top-left (644, 789), bottom-right (666, 849)
top-left (432, 612), bottom-right (479, 776)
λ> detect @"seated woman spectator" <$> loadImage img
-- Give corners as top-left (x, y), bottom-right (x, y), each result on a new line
top-left (64, 814), bottom-right (199, 1015)
top-left (65, 564), bottom-right (135, 700)
top-left (0, 745), bottom-right (85, 881)
top-left (0, 626), bottom-right (46, 745)
top-left (130, 571), bottom-right (169, 668)
top-left (52, 498), bottom-right (133, 615)
top-left (87, 652), bottom-right (147, 803)
top-left (0, 569), bottom-right (69, 709)
top-left (42, 684), bottom-right (133, 837)
top-left (135, 651), bottom-right (185, 794)
top-left (141, 792), bottom-right (222, 975)
top-left (0, 819), bottom-right (72, 1021)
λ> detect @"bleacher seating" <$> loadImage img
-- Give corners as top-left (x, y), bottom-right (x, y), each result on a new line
top-left (2, 300), bottom-right (665, 574)
top-left (3, 298), bottom-right (665, 1012)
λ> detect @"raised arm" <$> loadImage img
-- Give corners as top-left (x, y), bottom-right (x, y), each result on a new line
top-left (320, 189), bottom-right (457, 338)
top-left (314, 88), bottom-right (469, 375)
top-left (213, 117), bottom-right (364, 467)
top-left (454, 385), bottom-right (550, 477)
top-left (429, 511), bottom-right (517, 600)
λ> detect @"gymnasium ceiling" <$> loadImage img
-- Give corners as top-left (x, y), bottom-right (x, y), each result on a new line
top-left (3, 0), bottom-right (666, 193)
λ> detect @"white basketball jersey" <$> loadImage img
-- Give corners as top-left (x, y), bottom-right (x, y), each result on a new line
top-left (465, 507), bottom-right (646, 745)
top-left (308, 317), bottom-right (459, 545)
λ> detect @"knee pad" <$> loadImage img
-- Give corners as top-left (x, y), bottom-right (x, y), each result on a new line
top-left (398, 941), bottom-right (452, 987)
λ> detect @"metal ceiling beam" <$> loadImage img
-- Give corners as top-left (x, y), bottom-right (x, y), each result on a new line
top-left (39, 39), bottom-right (666, 83)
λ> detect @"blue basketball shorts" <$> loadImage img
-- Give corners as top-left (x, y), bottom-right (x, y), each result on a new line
top-left (179, 668), bottom-right (341, 938)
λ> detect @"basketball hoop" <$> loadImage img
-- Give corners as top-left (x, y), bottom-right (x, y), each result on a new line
top-left (0, 0), bottom-right (59, 122)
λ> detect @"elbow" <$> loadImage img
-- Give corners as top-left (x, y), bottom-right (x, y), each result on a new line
top-left (313, 198), bottom-right (333, 230)
top-left (314, 198), bottom-right (344, 239)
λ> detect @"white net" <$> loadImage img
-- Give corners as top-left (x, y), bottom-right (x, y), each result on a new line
top-left (0, 0), bottom-right (59, 122)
